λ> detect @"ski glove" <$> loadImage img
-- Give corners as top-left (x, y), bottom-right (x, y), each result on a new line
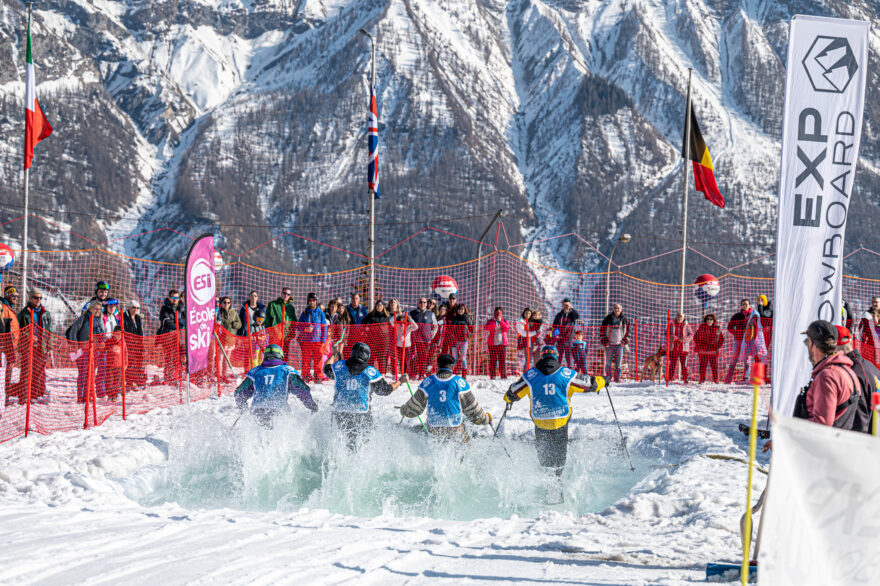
top-left (504, 389), bottom-right (517, 403)
top-left (591, 376), bottom-right (607, 393)
top-left (485, 412), bottom-right (492, 425)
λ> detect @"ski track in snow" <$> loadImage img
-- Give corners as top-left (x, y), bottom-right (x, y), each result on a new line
top-left (0, 379), bottom-right (770, 584)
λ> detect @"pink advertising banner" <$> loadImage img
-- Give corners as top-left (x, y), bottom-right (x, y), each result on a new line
top-left (185, 234), bottom-right (216, 374)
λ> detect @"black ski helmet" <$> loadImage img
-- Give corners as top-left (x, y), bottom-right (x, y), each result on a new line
top-left (350, 342), bottom-right (371, 363)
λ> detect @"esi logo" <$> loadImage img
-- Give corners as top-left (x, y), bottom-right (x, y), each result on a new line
top-left (189, 258), bottom-right (215, 306)
top-left (802, 36), bottom-right (859, 94)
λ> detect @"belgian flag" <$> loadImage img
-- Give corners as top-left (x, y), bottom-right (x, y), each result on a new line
top-left (682, 102), bottom-right (724, 208)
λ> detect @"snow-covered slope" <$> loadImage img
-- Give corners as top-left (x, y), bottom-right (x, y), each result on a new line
top-left (1, 0), bottom-right (879, 279)
top-left (0, 379), bottom-right (770, 584)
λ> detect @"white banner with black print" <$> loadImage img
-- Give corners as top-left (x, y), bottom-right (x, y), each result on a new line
top-left (759, 416), bottom-right (880, 585)
top-left (772, 15), bottom-right (869, 416)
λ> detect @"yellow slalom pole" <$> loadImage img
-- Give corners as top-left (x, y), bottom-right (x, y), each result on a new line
top-left (872, 381), bottom-right (878, 437)
top-left (741, 361), bottom-right (765, 585)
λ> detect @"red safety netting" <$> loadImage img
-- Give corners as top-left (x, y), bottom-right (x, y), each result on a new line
top-left (3, 246), bottom-right (880, 442)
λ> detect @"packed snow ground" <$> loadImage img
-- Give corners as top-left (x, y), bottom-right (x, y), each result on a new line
top-left (0, 378), bottom-right (770, 584)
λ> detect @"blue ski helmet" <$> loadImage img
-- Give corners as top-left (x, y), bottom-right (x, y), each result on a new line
top-left (264, 344), bottom-right (284, 361)
top-left (540, 345), bottom-right (559, 359)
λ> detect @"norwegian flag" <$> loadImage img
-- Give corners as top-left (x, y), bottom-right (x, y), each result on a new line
top-left (367, 87), bottom-right (380, 198)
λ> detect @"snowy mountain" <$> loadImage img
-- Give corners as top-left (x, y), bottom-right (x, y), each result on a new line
top-left (0, 0), bottom-right (879, 280)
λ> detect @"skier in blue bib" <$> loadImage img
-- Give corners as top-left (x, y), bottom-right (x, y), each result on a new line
top-left (504, 345), bottom-right (605, 476)
top-left (323, 342), bottom-right (404, 449)
top-left (234, 344), bottom-right (318, 427)
top-left (400, 353), bottom-right (492, 441)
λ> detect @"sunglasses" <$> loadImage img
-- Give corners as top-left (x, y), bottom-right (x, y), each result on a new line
top-left (171, 296), bottom-right (180, 300)
top-left (31, 296), bottom-right (42, 300)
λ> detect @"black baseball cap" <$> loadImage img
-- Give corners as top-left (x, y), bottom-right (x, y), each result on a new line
top-left (802, 320), bottom-right (838, 346)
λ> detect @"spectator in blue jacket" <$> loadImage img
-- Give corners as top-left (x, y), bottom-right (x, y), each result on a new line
top-left (299, 292), bottom-right (328, 382)
top-left (347, 292), bottom-right (369, 325)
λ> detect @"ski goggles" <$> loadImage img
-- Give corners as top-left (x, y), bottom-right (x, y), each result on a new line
top-left (96, 282), bottom-right (110, 290)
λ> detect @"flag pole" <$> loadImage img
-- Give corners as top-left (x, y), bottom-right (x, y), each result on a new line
top-left (21, 3), bottom-right (33, 301)
top-left (678, 68), bottom-right (693, 314)
top-left (360, 28), bottom-right (377, 309)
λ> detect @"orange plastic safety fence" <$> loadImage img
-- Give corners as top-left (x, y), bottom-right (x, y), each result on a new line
top-left (4, 248), bottom-right (880, 442)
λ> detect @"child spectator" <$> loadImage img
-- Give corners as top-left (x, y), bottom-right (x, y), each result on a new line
top-left (571, 330), bottom-right (588, 374)
top-left (250, 309), bottom-right (268, 367)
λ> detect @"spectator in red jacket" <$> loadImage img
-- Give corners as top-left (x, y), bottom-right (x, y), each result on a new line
top-left (857, 297), bottom-right (880, 365)
top-left (484, 307), bottom-right (511, 379)
top-left (666, 312), bottom-right (692, 383)
top-left (765, 320), bottom-right (860, 453)
top-left (796, 320), bottom-right (859, 428)
top-left (694, 314), bottom-right (724, 383)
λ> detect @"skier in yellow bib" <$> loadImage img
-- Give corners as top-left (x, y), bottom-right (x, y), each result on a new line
top-left (504, 345), bottom-right (606, 478)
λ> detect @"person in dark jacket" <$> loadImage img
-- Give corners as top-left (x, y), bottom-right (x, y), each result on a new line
top-left (361, 300), bottom-right (392, 373)
top-left (447, 304), bottom-right (473, 378)
top-left (69, 301), bottom-right (105, 403)
top-left (836, 325), bottom-right (880, 434)
top-left (694, 314), bottom-right (724, 384)
top-left (122, 300), bottom-right (147, 388)
top-left (15, 288), bottom-right (52, 401)
top-left (755, 295), bottom-right (773, 318)
top-left (156, 290), bottom-right (186, 384)
top-left (599, 303), bottom-right (629, 382)
top-left (237, 291), bottom-right (265, 337)
top-left (552, 298), bottom-right (580, 368)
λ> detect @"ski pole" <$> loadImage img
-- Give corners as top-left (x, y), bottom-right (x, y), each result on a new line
top-left (403, 380), bottom-right (429, 432)
top-left (489, 406), bottom-right (513, 461)
top-left (604, 386), bottom-right (635, 471)
top-left (231, 413), bottom-right (242, 428)
top-left (495, 401), bottom-right (512, 432)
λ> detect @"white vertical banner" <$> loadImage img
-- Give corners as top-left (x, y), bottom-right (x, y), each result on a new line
top-left (758, 416), bottom-right (880, 585)
top-left (772, 15), bottom-right (870, 416)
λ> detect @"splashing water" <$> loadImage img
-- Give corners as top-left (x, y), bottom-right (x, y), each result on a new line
top-left (131, 411), bottom-right (655, 521)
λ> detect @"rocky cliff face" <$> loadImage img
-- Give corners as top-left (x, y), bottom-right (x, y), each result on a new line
top-left (0, 0), bottom-right (878, 281)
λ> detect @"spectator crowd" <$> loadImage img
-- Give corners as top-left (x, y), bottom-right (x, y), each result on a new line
top-left (2, 279), bottom-right (880, 410)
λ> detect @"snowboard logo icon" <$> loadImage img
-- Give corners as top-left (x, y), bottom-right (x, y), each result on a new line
top-left (802, 36), bottom-right (858, 94)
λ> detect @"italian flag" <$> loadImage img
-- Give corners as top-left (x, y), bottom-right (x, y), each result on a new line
top-left (24, 17), bottom-right (52, 171)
